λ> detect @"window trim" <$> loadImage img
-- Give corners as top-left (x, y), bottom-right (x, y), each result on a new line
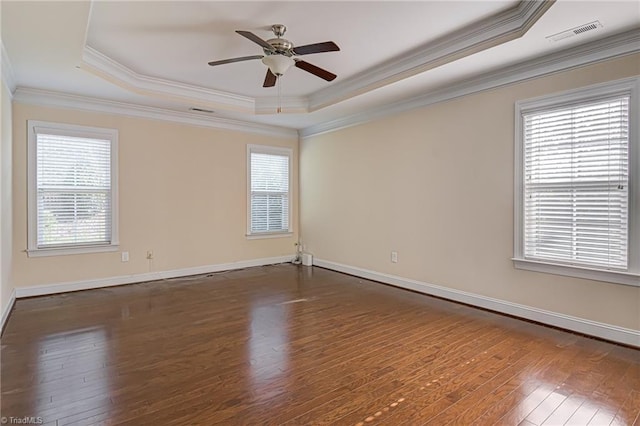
top-left (27, 120), bottom-right (119, 257)
top-left (513, 77), bottom-right (639, 287)
top-left (246, 144), bottom-right (293, 239)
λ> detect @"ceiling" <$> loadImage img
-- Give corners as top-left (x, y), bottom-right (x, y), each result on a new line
top-left (2, 1), bottom-right (639, 133)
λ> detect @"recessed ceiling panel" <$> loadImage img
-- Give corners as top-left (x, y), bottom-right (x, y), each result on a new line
top-left (86, 1), bottom-right (518, 98)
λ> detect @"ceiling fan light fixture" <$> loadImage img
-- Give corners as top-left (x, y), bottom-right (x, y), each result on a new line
top-left (208, 25), bottom-right (339, 89)
top-left (262, 55), bottom-right (294, 76)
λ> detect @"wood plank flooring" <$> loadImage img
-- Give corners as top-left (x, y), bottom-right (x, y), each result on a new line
top-left (1, 264), bottom-right (638, 425)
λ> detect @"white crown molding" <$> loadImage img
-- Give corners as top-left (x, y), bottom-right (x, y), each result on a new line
top-left (301, 28), bottom-right (640, 139)
top-left (314, 258), bottom-right (640, 347)
top-left (14, 255), bottom-right (295, 298)
top-left (1, 42), bottom-right (17, 96)
top-left (12, 87), bottom-right (298, 139)
top-left (10, 26), bottom-right (637, 141)
top-left (1, 288), bottom-right (16, 335)
top-left (307, 0), bottom-right (555, 111)
top-left (81, 46), bottom-right (254, 110)
top-left (81, 46), bottom-right (258, 113)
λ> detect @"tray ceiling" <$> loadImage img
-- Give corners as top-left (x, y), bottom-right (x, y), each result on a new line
top-left (2, 1), bottom-right (639, 131)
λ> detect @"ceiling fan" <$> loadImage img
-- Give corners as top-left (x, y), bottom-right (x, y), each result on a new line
top-left (208, 24), bottom-right (340, 88)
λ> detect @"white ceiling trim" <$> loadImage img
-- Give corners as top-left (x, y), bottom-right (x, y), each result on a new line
top-left (9, 28), bottom-right (637, 142)
top-left (12, 87), bottom-right (298, 139)
top-left (79, 1), bottom-right (553, 116)
top-left (300, 28), bottom-right (640, 139)
top-left (308, 0), bottom-right (554, 111)
top-left (81, 46), bottom-right (257, 113)
top-left (1, 42), bottom-right (17, 96)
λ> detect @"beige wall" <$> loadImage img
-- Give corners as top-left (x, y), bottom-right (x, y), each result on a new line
top-left (12, 104), bottom-right (298, 288)
top-left (300, 54), bottom-right (640, 331)
top-left (1, 77), bottom-right (13, 316)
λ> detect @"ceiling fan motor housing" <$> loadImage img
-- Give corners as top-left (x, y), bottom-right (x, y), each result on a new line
top-left (266, 38), bottom-right (293, 55)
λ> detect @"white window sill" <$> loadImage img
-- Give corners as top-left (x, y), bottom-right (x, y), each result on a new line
top-left (246, 232), bottom-right (293, 240)
top-left (27, 244), bottom-right (119, 258)
top-left (512, 258), bottom-right (639, 287)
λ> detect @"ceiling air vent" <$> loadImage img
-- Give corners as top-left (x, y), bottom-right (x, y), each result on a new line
top-left (546, 21), bottom-right (603, 42)
top-left (189, 107), bottom-right (215, 114)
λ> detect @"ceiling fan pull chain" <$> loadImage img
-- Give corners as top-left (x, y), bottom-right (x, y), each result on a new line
top-left (277, 76), bottom-right (282, 114)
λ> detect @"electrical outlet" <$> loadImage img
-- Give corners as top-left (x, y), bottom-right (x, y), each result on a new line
top-left (146, 250), bottom-right (154, 260)
top-left (121, 251), bottom-right (129, 262)
top-left (391, 251), bottom-right (398, 263)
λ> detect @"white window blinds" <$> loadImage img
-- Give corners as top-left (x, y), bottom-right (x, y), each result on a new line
top-left (35, 130), bottom-right (113, 248)
top-left (249, 149), bottom-right (290, 234)
top-left (523, 96), bottom-right (629, 270)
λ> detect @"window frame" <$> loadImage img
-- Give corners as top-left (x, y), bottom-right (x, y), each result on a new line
top-left (27, 120), bottom-right (119, 257)
top-left (246, 144), bottom-right (293, 239)
top-left (513, 77), bottom-right (639, 287)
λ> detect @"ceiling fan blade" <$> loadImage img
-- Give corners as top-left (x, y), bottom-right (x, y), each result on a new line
top-left (263, 69), bottom-right (277, 88)
top-left (295, 60), bottom-right (337, 82)
top-left (236, 30), bottom-right (274, 51)
top-left (208, 55), bottom-right (263, 66)
top-left (292, 41), bottom-right (340, 56)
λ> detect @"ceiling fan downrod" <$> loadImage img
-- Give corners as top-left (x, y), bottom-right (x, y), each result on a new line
top-left (271, 24), bottom-right (286, 38)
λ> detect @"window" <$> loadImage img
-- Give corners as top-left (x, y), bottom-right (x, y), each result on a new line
top-left (28, 121), bottom-right (118, 256)
top-left (247, 145), bottom-right (292, 238)
top-left (514, 78), bottom-right (639, 286)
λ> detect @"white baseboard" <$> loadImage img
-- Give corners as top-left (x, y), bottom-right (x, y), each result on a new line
top-left (15, 255), bottom-right (294, 299)
top-left (1, 288), bottom-right (16, 334)
top-left (314, 258), bottom-right (640, 348)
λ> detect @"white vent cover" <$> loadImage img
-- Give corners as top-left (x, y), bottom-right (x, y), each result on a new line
top-left (546, 21), bottom-right (603, 42)
top-left (189, 107), bottom-right (215, 114)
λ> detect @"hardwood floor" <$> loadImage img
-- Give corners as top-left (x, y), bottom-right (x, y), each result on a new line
top-left (1, 264), bottom-right (638, 425)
